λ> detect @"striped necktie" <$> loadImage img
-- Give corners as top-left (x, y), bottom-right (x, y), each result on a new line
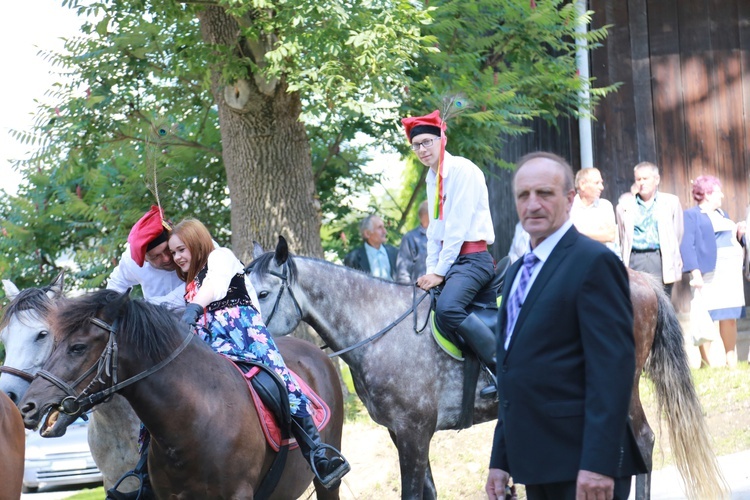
top-left (505, 252), bottom-right (539, 340)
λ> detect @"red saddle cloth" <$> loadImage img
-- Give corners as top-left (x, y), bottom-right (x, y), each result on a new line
top-left (235, 365), bottom-right (331, 452)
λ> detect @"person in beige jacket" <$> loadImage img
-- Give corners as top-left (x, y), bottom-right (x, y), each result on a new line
top-left (616, 162), bottom-right (684, 294)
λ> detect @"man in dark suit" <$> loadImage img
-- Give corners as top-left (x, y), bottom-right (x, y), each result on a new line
top-left (343, 214), bottom-right (398, 281)
top-left (486, 153), bottom-right (647, 500)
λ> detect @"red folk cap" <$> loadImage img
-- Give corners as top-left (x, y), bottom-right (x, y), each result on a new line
top-left (401, 110), bottom-right (446, 143)
top-left (127, 206), bottom-right (172, 267)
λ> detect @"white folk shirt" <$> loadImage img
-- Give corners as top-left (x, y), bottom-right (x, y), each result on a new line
top-left (425, 151), bottom-right (495, 277)
top-left (107, 244), bottom-right (186, 310)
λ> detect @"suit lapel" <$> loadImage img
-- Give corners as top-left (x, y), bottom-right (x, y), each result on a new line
top-left (504, 227), bottom-right (579, 355)
top-left (358, 247), bottom-right (371, 273)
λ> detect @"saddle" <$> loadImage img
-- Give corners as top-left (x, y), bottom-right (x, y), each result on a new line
top-left (233, 363), bottom-right (331, 451)
top-left (430, 255), bottom-right (509, 357)
top-left (429, 256), bottom-right (510, 429)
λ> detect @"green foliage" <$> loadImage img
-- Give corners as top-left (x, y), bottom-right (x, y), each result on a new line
top-left (400, 0), bottom-right (618, 170)
top-left (0, 0), bottom-right (616, 287)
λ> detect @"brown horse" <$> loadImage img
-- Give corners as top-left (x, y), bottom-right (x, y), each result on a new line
top-left (0, 390), bottom-right (25, 500)
top-left (17, 289), bottom-right (344, 499)
top-left (249, 238), bottom-right (728, 499)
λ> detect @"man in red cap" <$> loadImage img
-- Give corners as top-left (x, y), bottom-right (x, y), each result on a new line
top-left (401, 110), bottom-right (498, 398)
top-left (107, 206), bottom-right (186, 310)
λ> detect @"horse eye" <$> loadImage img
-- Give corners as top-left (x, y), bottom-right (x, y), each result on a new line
top-left (258, 291), bottom-right (269, 300)
top-left (36, 330), bottom-right (49, 342)
top-left (69, 344), bottom-right (87, 355)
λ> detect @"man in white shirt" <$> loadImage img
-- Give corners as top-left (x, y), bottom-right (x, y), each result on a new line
top-left (570, 168), bottom-right (618, 254)
top-left (107, 206), bottom-right (186, 310)
top-left (401, 110), bottom-right (497, 398)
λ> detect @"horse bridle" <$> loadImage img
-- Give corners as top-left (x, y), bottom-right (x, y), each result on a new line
top-left (35, 316), bottom-right (193, 417)
top-left (245, 261), bottom-right (303, 328)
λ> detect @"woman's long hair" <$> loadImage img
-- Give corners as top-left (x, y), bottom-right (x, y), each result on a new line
top-left (170, 218), bottom-right (214, 284)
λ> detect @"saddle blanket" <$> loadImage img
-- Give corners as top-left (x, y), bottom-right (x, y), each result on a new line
top-left (238, 365), bottom-right (331, 452)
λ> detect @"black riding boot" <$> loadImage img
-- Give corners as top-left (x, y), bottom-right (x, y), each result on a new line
top-left (291, 414), bottom-right (350, 489)
top-left (456, 313), bottom-right (498, 400)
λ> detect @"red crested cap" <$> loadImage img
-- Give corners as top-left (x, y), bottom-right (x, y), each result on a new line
top-left (127, 206), bottom-right (172, 267)
top-left (401, 110), bottom-right (446, 143)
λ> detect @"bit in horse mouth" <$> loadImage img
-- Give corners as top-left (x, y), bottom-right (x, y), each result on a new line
top-left (41, 407), bottom-right (61, 436)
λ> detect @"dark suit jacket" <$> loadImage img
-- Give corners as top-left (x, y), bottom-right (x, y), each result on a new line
top-left (343, 244), bottom-right (398, 280)
top-left (490, 226), bottom-right (647, 485)
top-left (680, 206), bottom-right (718, 274)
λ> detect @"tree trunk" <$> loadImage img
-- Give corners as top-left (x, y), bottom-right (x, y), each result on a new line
top-left (197, 7), bottom-right (322, 261)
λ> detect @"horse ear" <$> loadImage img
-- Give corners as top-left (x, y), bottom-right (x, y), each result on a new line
top-left (274, 236), bottom-right (289, 266)
top-left (2, 279), bottom-right (20, 300)
top-left (252, 241), bottom-right (265, 260)
top-left (47, 270), bottom-right (65, 299)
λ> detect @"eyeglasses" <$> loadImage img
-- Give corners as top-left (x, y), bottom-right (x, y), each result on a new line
top-left (411, 138), bottom-right (435, 151)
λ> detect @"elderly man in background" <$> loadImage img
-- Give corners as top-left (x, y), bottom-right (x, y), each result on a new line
top-left (571, 167), bottom-right (618, 254)
top-left (396, 200), bottom-right (429, 284)
top-left (616, 161), bottom-right (683, 294)
top-left (344, 214), bottom-right (399, 280)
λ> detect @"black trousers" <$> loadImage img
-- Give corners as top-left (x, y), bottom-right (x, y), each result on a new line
top-left (434, 251), bottom-right (494, 333)
top-left (525, 476), bottom-right (632, 500)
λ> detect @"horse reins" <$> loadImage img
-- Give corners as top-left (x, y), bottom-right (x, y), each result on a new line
top-left (35, 316), bottom-right (193, 417)
top-left (247, 259), bottom-right (433, 359)
top-left (0, 365), bottom-right (35, 382)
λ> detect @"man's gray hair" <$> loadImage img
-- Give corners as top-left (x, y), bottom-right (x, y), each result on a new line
top-left (634, 161), bottom-right (659, 176)
top-left (514, 151), bottom-right (575, 193)
top-left (417, 200), bottom-right (429, 217)
top-left (359, 214), bottom-right (380, 239)
top-left (574, 167), bottom-right (601, 191)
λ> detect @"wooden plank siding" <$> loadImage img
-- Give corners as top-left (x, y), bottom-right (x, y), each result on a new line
top-left (485, 1), bottom-right (750, 263)
top-left (589, 0), bottom-right (749, 223)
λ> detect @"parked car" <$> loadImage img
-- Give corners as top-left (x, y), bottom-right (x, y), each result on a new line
top-left (23, 417), bottom-right (103, 493)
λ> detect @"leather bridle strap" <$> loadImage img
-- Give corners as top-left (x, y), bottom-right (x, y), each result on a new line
top-left (326, 289), bottom-right (430, 359)
top-left (0, 365), bottom-right (35, 383)
top-left (35, 316), bottom-right (194, 416)
top-left (261, 263), bottom-right (303, 328)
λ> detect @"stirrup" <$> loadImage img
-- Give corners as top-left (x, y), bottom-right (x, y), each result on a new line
top-left (479, 366), bottom-right (498, 400)
top-left (106, 471), bottom-right (148, 500)
top-left (310, 443), bottom-right (351, 489)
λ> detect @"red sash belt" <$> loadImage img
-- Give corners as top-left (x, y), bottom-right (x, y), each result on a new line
top-left (459, 240), bottom-right (487, 255)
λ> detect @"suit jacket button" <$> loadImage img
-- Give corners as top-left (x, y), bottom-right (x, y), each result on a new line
top-left (501, 364), bottom-right (508, 373)
top-left (502, 400), bottom-right (510, 408)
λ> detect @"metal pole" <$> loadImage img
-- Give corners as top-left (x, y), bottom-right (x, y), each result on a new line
top-left (576, 0), bottom-right (593, 169)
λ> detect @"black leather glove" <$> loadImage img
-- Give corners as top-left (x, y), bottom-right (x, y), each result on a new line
top-left (181, 302), bottom-right (204, 327)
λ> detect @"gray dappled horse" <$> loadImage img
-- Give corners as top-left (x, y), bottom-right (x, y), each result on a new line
top-left (0, 274), bottom-right (140, 492)
top-left (248, 237), bottom-right (728, 500)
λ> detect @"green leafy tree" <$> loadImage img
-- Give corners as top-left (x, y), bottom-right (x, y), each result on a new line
top-left (0, 0), bottom-right (614, 288)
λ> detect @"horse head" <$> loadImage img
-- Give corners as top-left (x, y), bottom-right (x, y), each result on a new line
top-left (247, 236), bottom-right (303, 335)
top-left (18, 289), bottom-right (130, 436)
top-left (0, 272), bottom-right (65, 404)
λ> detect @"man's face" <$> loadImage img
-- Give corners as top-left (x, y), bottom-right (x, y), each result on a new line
top-left (363, 216), bottom-right (387, 249)
top-left (579, 170), bottom-right (604, 201)
top-left (634, 167), bottom-right (659, 201)
top-left (514, 158), bottom-right (575, 248)
top-left (144, 241), bottom-right (176, 271)
top-left (411, 133), bottom-right (442, 171)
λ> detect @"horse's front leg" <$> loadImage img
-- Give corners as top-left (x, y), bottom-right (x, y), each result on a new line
top-left (388, 428), bottom-right (436, 500)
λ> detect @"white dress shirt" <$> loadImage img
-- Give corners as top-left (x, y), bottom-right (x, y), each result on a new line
top-left (425, 152), bottom-right (495, 277)
top-left (107, 244), bottom-right (186, 310)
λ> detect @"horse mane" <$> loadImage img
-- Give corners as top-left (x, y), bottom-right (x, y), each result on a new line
top-left (0, 287), bottom-right (54, 330)
top-left (251, 251), bottom-right (299, 284)
top-left (51, 289), bottom-right (188, 363)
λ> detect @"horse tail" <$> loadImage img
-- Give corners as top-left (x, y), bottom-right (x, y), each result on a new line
top-left (644, 283), bottom-right (730, 499)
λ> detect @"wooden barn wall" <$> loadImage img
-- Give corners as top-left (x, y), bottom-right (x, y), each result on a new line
top-left (589, 0), bottom-right (750, 223)
top-left (486, 116), bottom-right (576, 263)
